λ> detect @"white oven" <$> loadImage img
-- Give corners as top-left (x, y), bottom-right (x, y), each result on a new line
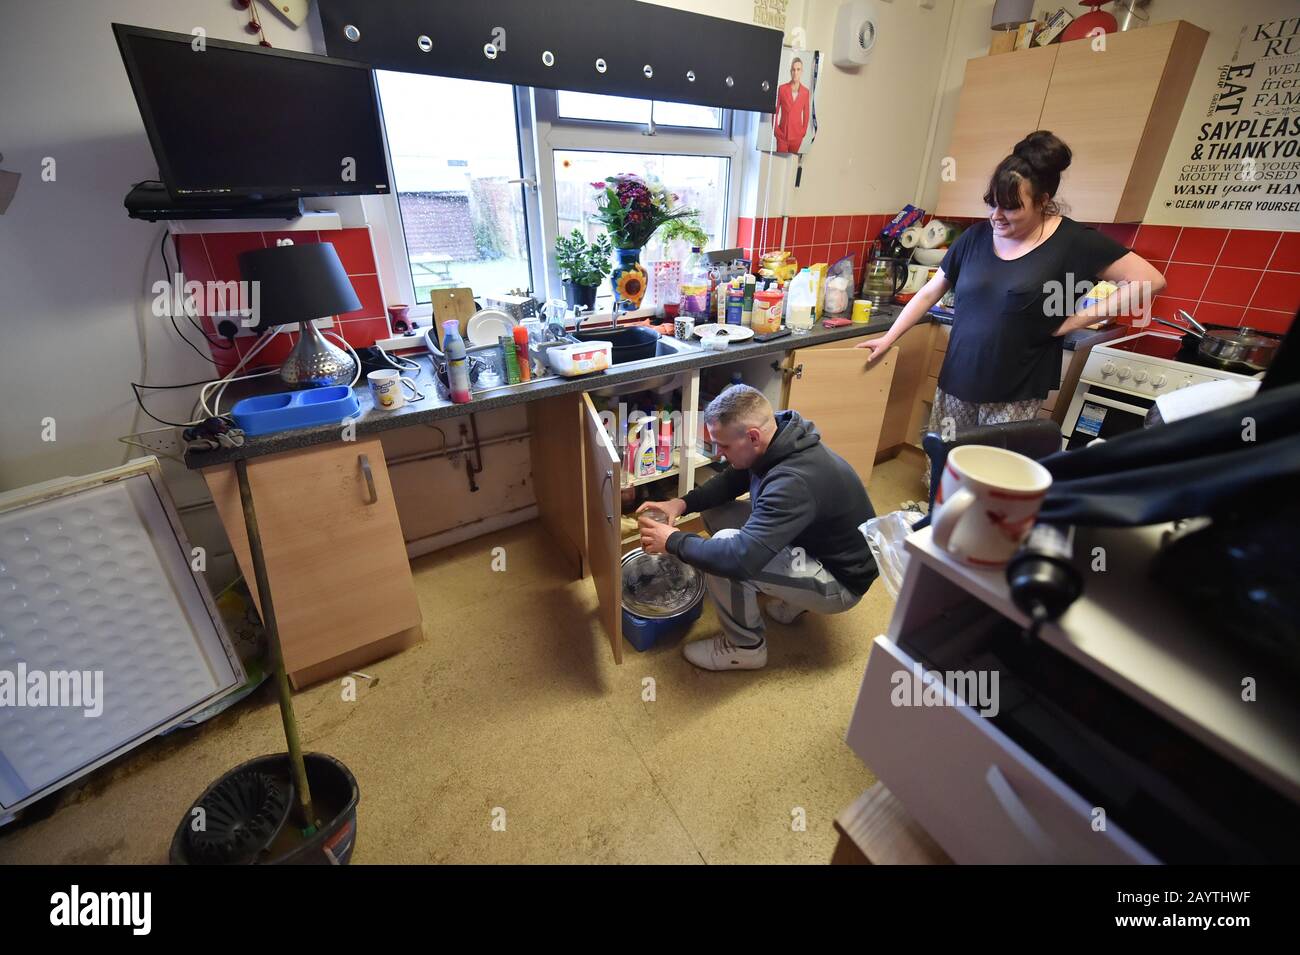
top-left (1060, 332), bottom-right (1261, 450)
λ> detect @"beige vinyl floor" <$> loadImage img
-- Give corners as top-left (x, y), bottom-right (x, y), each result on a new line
top-left (0, 457), bottom-right (927, 865)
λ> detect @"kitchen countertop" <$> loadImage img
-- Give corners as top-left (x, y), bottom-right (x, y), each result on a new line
top-left (185, 306), bottom-right (908, 468)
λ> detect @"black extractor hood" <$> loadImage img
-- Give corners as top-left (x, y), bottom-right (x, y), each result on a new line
top-left (318, 0), bottom-right (784, 113)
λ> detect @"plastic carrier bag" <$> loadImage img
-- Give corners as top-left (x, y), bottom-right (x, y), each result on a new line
top-left (859, 509), bottom-right (925, 600)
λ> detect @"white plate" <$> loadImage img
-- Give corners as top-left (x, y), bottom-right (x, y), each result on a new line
top-left (693, 323), bottom-right (755, 342)
top-left (466, 309), bottom-right (517, 347)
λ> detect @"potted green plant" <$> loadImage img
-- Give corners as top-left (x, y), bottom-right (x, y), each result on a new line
top-left (555, 229), bottom-right (613, 311)
top-left (658, 215), bottom-right (710, 261)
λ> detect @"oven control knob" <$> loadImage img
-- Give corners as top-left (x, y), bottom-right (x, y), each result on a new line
top-left (1134, 369), bottom-right (1149, 384)
top-left (1152, 374), bottom-right (1167, 388)
top-left (1117, 365), bottom-right (1132, 380)
top-left (1100, 361), bottom-right (1116, 376)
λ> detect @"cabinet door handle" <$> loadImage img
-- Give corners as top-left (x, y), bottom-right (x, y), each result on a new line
top-left (985, 764), bottom-right (1059, 861)
top-left (601, 470), bottom-right (614, 522)
top-left (359, 454), bottom-right (378, 505)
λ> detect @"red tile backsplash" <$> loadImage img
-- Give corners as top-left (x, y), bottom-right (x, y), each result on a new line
top-left (1251, 270), bottom-right (1300, 314)
top-left (172, 226), bottom-right (388, 368)
top-left (1218, 229), bottom-right (1280, 270)
top-left (1162, 263), bottom-right (1211, 301)
top-left (1202, 266), bottom-right (1260, 307)
top-left (736, 213), bottom-right (1297, 335)
top-left (1131, 224), bottom-right (1180, 261)
top-left (1169, 227), bottom-right (1228, 265)
top-left (1269, 232), bottom-right (1300, 272)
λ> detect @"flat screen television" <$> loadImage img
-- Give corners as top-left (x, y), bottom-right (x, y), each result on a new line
top-left (113, 24), bottom-right (389, 201)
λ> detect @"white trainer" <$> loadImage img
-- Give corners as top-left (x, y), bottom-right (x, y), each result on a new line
top-left (765, 597), bottom-right (807, 624)
top-left (682, 634), bottom-right (768, 671)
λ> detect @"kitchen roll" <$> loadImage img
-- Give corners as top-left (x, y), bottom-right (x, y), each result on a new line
top-left (898, 225), bottom-right (924, 249)
top-left (920, 219), bottom-right (954, 249)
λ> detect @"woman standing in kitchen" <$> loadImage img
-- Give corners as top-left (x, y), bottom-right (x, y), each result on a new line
top-left (858, 130), bottom-right (1166, 486)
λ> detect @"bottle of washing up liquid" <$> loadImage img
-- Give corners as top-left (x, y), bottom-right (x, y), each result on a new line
top-left (680, 248), bottom-right (709, 321)
top-left (656, 410), bottom-right (673, 471)
top-left (442, 320), bottom-right (472, 403)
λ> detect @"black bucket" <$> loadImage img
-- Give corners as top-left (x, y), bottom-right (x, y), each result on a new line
top-left (170, 752), bottom-right (359, 865)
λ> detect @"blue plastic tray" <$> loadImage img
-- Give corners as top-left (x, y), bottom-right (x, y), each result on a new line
top-left (231, 386), bottom-right (360, 437)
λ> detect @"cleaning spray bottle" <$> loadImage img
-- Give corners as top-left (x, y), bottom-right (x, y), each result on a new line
top-left (637, 413), bottom-right (658, 478)
top-left (656, 408), bottom-right (674, 471)
top-left (442, 320), bottom-right (472, 404)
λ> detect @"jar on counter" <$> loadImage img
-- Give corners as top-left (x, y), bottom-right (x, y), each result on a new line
top-left (752, 289), bottom-right (784, 333)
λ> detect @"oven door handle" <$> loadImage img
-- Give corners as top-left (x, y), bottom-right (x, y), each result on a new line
top-left (1076, 391), bottom-right (1152, 416)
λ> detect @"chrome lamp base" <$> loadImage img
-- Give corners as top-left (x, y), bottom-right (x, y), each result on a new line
top-left (280, 320), bottom-right (356, 388)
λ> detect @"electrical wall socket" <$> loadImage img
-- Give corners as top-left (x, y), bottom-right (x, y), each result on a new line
top-left (212, 314), bottom-right (335, 339)
top-left (127, 428), bottom-right (185, 459)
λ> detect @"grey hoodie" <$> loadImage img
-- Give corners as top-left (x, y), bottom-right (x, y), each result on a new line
top-left (666, 410), bottom-right (879, 596)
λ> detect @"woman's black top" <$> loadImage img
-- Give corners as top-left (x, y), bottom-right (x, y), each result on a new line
top-left (938, 217), bottom-right (1128, 403)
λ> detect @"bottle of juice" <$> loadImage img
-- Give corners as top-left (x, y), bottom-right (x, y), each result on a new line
top-left (787, 269), bottom-right (817, 335)
top-left (680, 248), bottom-right (709, 320)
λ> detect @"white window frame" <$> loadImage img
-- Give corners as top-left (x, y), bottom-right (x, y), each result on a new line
top-left (366, 81), bottom-right (752, 323)
top-left (532, 88), bottom-right (748, 302)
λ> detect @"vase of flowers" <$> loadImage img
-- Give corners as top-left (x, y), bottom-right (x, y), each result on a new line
top-left (592, 173), bottom-right (697, 311)
top-left (554, 229), bottom-right (612, 311)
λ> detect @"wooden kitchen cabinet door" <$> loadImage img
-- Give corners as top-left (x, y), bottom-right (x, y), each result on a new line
top-left (580, 393), bottom-right (623, 664)
top-left (529, 391), bottom-right (586, 580)
top-left (785, 342), bottom-right (898, 485)
top-left (203, 437), bottom-right (422, 686)
top-left (935, 45), bottom-right (1059, 219)
top-left (1037, 20), bottom-right (1207, 222)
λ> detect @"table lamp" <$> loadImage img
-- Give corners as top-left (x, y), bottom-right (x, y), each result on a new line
top-left (990, 0), bottom-right (1033, 31)
top-left (238, 241), bottom-right (362, 387)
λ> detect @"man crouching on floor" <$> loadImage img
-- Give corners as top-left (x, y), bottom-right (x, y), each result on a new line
top-left (637, 384), bottom-right (879, 671)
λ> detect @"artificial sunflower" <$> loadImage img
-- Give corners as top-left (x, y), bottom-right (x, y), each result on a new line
top-left (616, 268), bottom-right (646, 303)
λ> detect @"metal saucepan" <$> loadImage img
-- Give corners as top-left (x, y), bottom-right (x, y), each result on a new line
top-left (1150, 309), bottom-right (1280, 371)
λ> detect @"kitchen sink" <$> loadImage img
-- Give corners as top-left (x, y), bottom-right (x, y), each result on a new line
top-left (450, 329), bottom-right (700, 398)
top-left (619, 334), bottom-right (699, 363)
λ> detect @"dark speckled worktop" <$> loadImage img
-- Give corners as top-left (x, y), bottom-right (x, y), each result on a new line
top-left (185, 308), bottom-right (908, 468)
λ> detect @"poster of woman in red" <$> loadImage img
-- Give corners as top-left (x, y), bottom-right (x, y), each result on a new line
top-left (766, 49), bottom-right (819, 155)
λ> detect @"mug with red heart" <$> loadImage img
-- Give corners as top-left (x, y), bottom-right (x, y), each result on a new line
top-left (931, 445), bottom-right (1052, 567)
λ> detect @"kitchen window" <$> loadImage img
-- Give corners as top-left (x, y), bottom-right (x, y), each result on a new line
top-left (374, 71), bottom-right (536, 310)
top-left (370, 78), bottom-right (748, 322)
top-left (555, 91), bottom-right (725, 130)
top-left (533, 88), bottom-right (746, 306)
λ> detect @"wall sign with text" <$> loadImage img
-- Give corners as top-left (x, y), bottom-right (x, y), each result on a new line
top-left (1156, 15), bottom-right (1300, 230)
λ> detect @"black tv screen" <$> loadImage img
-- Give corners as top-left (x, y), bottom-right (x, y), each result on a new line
top-left (113, 24), bottom-right (389, 200)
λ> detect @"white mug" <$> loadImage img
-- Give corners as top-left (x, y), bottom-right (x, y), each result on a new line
top-left (931, 445), bottom-right (1052, 566)
top-left (367, 369), bottom-right (421, 411)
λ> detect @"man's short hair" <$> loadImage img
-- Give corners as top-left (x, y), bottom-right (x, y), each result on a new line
top-left (790, 57), bottom-right (803, 67)
top-left (704, 384), bottom-right (774, 432)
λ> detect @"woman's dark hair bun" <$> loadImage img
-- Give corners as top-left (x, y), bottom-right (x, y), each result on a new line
top-left (984, 130), bottom-right (1072, 213)
top-left (1013, 130), bottom-right (1072, 176)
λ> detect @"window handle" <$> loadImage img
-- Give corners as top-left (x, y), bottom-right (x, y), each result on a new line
top-left (506, 177), bottom-right (537, 190)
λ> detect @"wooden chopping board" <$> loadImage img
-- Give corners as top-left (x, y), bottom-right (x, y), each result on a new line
top-left (429, 287), bottom-right (477, 347)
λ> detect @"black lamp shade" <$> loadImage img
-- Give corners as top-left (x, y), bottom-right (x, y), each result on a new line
top-left (238, 242), bottom-right (362, 331)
